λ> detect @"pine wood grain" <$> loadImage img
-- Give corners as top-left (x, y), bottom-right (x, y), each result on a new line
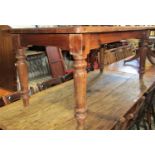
top-left (0, 59), bottom-right (155, 130)
top-left (11, 26), bottom-right (155, 34)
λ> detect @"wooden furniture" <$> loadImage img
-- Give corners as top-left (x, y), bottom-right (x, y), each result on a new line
top-left (37, 77), bottom-right (63, 91)
top-left (2, 92), bottom-right (21, 105)
top-left (25, 50), bottom-right (52, 93)
top-left (144, 84), bottom-right (155, 129)
top-left (124, 36), bottom-right (155, 66)
top-left (0, 59), bottom-right (155, 130)
top-left (147, 36), bottom-right (155, 65)
top-left (115, 96), bottom-right (146, 130)
top-left (130, 84), bottom-right (155, 130)
top-left (136, 97), bottom-right (149, 130)
top-left (46, 46), bottom-right (66, 78)
top-left (0, 88), bottom-right (13, 96)
top-left (103, 44), bottom-right (133, 65)
top-left (0, 26), bottom-right (52, 92)
top-left (10, 26), bottom-right (155, 129)
top-left (46, 46), bottom-right (74, 82)
top-left (0, 26), bottom-right (17, 91)
top-left (0, 88), bottom-right (20, 107)
top-left (0, 88), bottom-right (14, 107)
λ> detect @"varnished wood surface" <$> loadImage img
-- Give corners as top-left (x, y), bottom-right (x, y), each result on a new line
top-left (0, 88), bottom-right (13, 97)
top-left (11, 26), bottom-right (155, 34)
top-left (0, 26), bottom-right (17, 91)
top-left (0, 59), bottom-right (155, 130)
top-left (9, 25), bottom-right (155, 129)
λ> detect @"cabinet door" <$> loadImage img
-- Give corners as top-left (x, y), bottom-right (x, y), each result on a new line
top-left (46, 46), bottom-right (66, 78)
top-left (0, 26), bottom-right (17, 91)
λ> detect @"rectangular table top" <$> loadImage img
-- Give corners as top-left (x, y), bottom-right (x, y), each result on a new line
top-left (0, 59), bottom-right (155, 130)
top-left (11, 26), bottom-right (155, 34)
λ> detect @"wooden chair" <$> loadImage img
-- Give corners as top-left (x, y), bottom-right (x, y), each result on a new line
top-left (132, 84), bottom-right (155, 130)
top-left (2, 92), bottom-right (21, 105)
top-left (46, 46), bottom-right (66, 78)
top-left (87, 49), bottom-right (100, 71)
top-left (46, 46), bottom-right (74, 80)
top-left (103, 50), bottom-right (116, 65)
top-left (123, 96), bottom-right (148, 130)
top-left (37, 77), bottom-right (63, 91)
top-left (144, 85), bottom-right (155, 129)
top-left (146, 36), bottom-right (155, 65)
top-left (61, 72), bottom-right (74, 82)
top-left (134, 100), bottom-right (148, 130)
top-left (115, 97), bottom-right (146, 130)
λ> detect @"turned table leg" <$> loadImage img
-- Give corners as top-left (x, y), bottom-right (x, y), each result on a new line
top-left (16, 48), bottom-right (29, 107)
top-left (73, 55), bottom-right (87, 130)
top-left (124, 39), bottom-right (149, 78)
top-left (124, 49), bottom-right (140, 63)
top-left (99, 47), bottom-right (105, 73)
top-left (139, 40), bottom-right (149, 79)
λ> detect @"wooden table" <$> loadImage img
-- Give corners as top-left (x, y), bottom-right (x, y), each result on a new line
top-left (10, 26), bottom-right (155, 129)
top-left (0, 59), bottom-right (155, 130)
